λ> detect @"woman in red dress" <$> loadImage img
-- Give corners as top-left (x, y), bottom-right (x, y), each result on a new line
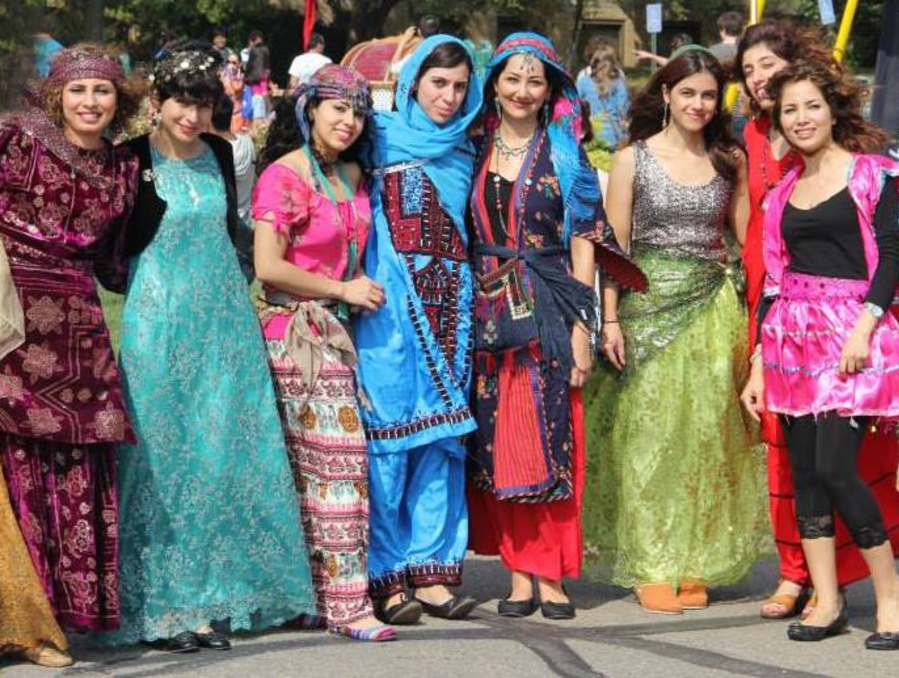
top-left (736, 19), bottom-right (899, 619)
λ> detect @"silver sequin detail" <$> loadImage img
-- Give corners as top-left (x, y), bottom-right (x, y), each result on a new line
top-left (631, 141), bottom-right (732, 262)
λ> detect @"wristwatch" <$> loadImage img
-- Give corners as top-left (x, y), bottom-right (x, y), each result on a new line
top-left (864, 301), bottom-right (885, 319)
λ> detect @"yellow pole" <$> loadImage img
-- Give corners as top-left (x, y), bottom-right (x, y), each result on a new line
top-left (833, 0), bottom-right (859, 63)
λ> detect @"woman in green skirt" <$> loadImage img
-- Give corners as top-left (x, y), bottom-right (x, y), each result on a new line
top-left (584, 46), bottom-right (768, 614)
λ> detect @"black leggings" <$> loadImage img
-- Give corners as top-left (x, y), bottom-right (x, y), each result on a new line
top-left (780, 414), bottom-right (888, 549)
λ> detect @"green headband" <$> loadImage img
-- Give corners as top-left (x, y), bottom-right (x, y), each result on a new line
top-left (669, 44), bottom-right (716, 61)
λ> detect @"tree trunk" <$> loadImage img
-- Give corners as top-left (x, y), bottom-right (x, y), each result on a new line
top-left (86, 0), bottom-right (105, 42)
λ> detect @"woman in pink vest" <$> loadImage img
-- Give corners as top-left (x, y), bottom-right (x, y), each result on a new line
top-left (742, 59), bottom-right (899, 650)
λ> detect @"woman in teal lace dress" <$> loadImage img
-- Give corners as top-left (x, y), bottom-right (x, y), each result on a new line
top-left (584, 47), bottom-right (767, 614)
top-left (108, 45), bottom-right (315, 651)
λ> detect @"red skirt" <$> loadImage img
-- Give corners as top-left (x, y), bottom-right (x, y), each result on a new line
top-left (468, 390), bottom-right (584, 580)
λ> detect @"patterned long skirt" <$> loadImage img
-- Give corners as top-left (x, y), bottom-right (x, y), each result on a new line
top-left (266, 338), bottom-right (374, 627)
top-left (0, 433), bottom-right (119, 632)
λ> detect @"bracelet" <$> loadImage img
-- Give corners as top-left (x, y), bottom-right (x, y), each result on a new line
top-left (864, 301), bottom-right (885, 320)
top-left (603, 319), bottom-right (619, 324)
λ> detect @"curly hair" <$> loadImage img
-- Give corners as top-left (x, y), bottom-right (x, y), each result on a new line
top-left (628, 49), bottom-right (739, 182)
top-left (769, 59), bottom-right (888, 154)
top-left (590, 42), bottom-right (623, 94)
top-left (39, 42), bottom-right (145, 133)
top-left (735, 20), bottom-right (835, 117)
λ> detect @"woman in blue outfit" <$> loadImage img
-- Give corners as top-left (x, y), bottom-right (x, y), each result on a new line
top-left (108, 44), bottom-right (315, 652)
top-left (355, 35), bottom-right (482, 623)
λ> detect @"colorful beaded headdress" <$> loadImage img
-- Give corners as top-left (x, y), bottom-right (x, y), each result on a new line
top-left (293, 64), bottom-right (373, 143)
top-left (149, 49), bottom-right (219, 86)
top-left (45, 47), bottom-right (125, 86)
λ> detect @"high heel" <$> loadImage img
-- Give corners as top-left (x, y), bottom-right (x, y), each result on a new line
top-left (787, 600), bottom-right (849, 642)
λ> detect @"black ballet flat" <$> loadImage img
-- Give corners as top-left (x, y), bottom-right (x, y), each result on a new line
top-left (787, 602), bottom-right (849, 642)
top-left (416, 595), bottom-right (478, 620)
top-left (375, 595), bottom-right (423, 625)
top-left (194, 630), bottom-right (231, 651)
top-left (865, 631), bottom-right (899, 650)
top-left (497, 596), bottom-right (538, 618)
top-left (541, 599), bottom-right (576, 620)
top-left (163, 631), bottom-right (200, 653)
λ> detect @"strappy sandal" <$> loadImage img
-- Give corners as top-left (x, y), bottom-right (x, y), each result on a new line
top-left (760, 581), bottom-right (810, 619)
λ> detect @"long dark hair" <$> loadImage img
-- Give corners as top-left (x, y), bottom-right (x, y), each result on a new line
top-left (257, 92), bottom-right (366, 174)
top-left (628, 49), bottom-right (738, 181)
top-left (734, 20), bottom-right (834, 117)
top-left (770, 59), bottom-right (888, 154)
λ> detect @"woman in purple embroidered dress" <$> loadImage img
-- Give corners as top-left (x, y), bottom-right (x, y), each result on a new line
top-left (0, 44), bottom-right (141, 653)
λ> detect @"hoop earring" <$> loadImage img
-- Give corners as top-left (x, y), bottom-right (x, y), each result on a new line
top-left (662, 102), bottom-right (669, 127)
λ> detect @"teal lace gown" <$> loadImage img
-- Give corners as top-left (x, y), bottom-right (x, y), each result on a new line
top-left (110, 145), bottom-right (315, 644)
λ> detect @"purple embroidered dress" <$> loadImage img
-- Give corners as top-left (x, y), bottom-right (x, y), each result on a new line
top-left (0, 117), bottom-right (137, 631)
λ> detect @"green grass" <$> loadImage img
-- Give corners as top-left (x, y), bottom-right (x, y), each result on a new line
top-left (99, 288), bottom-right (123, 354)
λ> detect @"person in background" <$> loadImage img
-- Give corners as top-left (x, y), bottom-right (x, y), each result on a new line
top-left (244, 30), bottom-right (271, 129)
top-left (388, 15), bottom-right (442, 80)
top-left (709, 11), bottom-right (744, 64)
top-left (33, 31), bottom-right (64, 77)
top-left (212, 27), bottom-right (232, 64)
top-left (211, 94), bottom-right (256, 278)
top-left (634, 32), bottom-right (694, 68)
top-left (576, 36), bottom-right (606, 84)
top-left (577, 41), bottom-right (629, 150)
top-left (222, 52), bottom-right (249, 132)
top-left (288, 32), bottom-right (332, 89)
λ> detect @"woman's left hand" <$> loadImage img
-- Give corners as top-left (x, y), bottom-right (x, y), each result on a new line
top-left (570, 325), bottom-right (593, 388)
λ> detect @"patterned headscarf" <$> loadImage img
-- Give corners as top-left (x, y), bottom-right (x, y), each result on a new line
top-left (484, 32), bottom-right (598, 247)
top-left (45, 46), bottom-right (125, 87)
top-left (293, 64), bottom-right (373, 145)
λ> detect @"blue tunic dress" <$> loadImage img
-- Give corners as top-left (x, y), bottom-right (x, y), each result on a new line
top-left (111, 145), bottom-right (315, 643)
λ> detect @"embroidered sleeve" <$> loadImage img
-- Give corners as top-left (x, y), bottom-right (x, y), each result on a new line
top-left (250, 163), bottom-right (310, 238)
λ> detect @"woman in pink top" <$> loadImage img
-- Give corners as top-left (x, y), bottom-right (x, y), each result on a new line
top-left (252, 65), bottom-right (392, 642)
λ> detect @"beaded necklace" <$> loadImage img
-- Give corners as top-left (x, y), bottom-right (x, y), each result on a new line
top-left (489, 128), bottom-right (546, 247)
top-left (303, 145), bottom-right (358, 320)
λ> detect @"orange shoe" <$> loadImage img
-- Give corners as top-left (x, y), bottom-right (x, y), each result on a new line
top-left (677, 580), bottom-right (709, 610)
top-left (635, 583), bottom-right (683, 615)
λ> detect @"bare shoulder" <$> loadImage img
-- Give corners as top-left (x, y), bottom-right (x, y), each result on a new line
top-left (276, 148), bottom-right (312, 180)
top-left (609, 146), bottom-right (636, 176)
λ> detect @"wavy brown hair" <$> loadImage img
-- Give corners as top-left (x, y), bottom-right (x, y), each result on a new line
top-left (769, 59), bottom-right (888, 154)
top-left (39, 42), bottom-right (145, 133)
top-left (734, 20), bottom-right (834, 117)
top-left (628, 49), bottom-right (738, 181)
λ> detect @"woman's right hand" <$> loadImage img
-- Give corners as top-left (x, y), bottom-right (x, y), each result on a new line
top-left (601, 322), bottom-right (626, 371)
top-left (740, 359), bottom-right (765, 422)
top-left (339, 276), bottom-right (386, 312)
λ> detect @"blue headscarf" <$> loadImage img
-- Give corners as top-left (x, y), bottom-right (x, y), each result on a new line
top-left (366, 35), bottom-right (483, 235)
top-left (483, 32), bottom-right (599, 246)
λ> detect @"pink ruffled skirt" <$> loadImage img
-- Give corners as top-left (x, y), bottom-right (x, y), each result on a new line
top-left (762, 272), bottom-right (899, 418)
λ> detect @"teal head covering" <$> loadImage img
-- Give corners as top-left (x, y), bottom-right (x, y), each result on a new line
top-left (483, 32), bottom-right (598, 247)
top-left (366, 34), bottom-right (482, 236)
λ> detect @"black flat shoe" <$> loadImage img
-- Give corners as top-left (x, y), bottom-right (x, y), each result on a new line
top-left (787, 602), bottom-right (849, 642)
top-left (163, 631), bottom-right (200, 653)
top-left (416, 595), bottom-right (478, 620)
top-left (195, 630), bottom-right (231, 651)
top-left (865, 631), bottom-right (899, 650)
top-left (375, 596), bottom-right (423, 625)
top-left (497, 597), bottom-right (538, 618)
top-left (541, 599), bottom-right (576, 620)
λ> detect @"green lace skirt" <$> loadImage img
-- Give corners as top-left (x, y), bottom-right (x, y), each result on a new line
top-left (583, 252), bottom-right (768, 588)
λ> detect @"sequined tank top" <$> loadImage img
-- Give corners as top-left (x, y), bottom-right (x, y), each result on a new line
top-left (631, 141), bottom-right (732, 262)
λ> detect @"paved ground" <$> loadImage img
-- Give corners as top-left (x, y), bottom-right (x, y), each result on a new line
top-left (2, 556), bottom-right (896, 677)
